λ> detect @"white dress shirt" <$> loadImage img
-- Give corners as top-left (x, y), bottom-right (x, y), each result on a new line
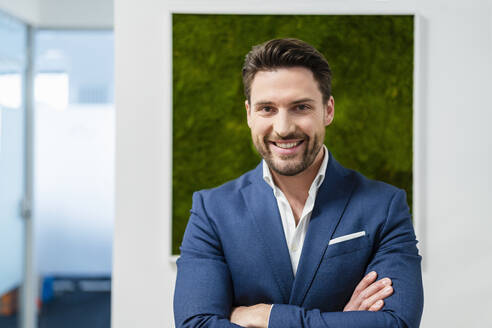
top-left (262, 145), bottom-right (329, 276)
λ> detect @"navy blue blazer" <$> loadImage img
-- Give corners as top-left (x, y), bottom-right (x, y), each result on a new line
top-left (174, 153), bottom-right (423, 327)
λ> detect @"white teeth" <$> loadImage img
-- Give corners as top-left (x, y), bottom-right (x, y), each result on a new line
top-left (276, 142), bottom-right (300, 149)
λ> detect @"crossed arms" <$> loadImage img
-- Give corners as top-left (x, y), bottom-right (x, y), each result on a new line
top-left (174, 189), bottom-right (423, 328)
top-left (230, 271), bottom-right (394, 327)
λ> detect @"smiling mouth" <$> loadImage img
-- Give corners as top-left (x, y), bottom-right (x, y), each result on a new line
top-left (271, 140), bottom-right (304, 149)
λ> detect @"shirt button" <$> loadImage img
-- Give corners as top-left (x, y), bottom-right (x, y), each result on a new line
top-left (291, 244), bottom-right (299, 252)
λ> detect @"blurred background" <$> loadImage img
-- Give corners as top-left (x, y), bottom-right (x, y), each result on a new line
top-left (0, 1), bottom-right (114, 327)
top-left (1, 0), bottom-right (492, 328)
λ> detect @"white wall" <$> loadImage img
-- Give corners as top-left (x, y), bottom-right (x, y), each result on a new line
top-left (113, 0), bottom-right (174, 326)
top-left (38, 0), bottom-right (113, 28)
top-left (417, 1), bottom-right (492, 326)
top-left (0, 0), bottom-right (112, 27)
top-left (113, 0), bottom-right (492, 327)
top-left (0, 0), bottom-right (39, 24)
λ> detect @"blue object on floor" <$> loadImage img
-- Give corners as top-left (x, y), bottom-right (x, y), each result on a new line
top-left (41, 276), bottom-right (54, 302)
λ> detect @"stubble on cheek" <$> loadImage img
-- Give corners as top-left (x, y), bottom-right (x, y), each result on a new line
top-left (252, 132), bottom-right (318, 176)
top-left (249, 132), bottom-right (269, 158)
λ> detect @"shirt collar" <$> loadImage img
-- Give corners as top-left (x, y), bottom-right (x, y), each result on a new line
top-left (262, 144), bottom-right (329, 195)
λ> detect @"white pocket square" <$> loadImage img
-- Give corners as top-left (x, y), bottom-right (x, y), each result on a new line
top-left (329, 231), bottom-right (366, 245)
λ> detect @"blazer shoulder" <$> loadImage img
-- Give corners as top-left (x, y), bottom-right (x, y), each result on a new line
top-left (342, 167), bottom-right (409, 220)
top-left (326, 152), bottom-right (405, 202)
top-left (194, 165), bottom-right (258, 207)
top-left (350, 169), bottom-right (405, 200)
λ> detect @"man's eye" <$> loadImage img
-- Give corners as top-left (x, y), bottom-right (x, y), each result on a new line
top-left (262, 106), bottom-right (272, 112)
top-left (296, 104), bottom-right (309, 111)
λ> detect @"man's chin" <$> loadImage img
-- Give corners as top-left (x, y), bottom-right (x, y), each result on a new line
top-left (267, 160), bottom-right (306, 177)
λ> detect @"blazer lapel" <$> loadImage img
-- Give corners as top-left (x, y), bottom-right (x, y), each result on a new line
top-left (240, 163), bottom-right (294, 304)
top-left (289, 154), bottom-right (356, 306)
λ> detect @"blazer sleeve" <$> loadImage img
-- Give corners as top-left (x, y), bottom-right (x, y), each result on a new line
top-left (268, 189), bottom-right (424, 328)
top-left (174, 191), bottom-right (242, 328)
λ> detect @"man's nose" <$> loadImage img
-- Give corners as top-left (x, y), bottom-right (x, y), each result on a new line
top-left (273, 110), bottom-right (295, 138)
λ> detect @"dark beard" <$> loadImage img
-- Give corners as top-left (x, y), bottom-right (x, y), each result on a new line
top-left (255, 133), bottom-right (322, 176)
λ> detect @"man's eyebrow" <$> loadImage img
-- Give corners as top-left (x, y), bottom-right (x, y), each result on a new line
top-left (291, 98), bottom-right (315, 104)
top-left (254, 101), bottom-right (275, 106)
top-left (253, 98), bottom-right (316, 106)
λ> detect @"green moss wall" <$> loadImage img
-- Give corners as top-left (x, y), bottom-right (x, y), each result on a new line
top-left (172, 14), bottom-right (414, 254)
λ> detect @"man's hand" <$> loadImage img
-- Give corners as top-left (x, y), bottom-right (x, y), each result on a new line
top-left (230, 303), bottom-right (271, 328)
top-left (229, 272), bottom-right (392, 327)
top-left (343, 271), bottom-right (393, 312)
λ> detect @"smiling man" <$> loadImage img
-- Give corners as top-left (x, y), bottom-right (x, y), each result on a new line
top-left (174, 38), bottom-right (423, 328)
top-left (246, 67), bottom-right (327, 177)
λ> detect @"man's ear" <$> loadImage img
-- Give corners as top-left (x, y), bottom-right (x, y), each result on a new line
top-left (245, 100), bottom-right (252, 128)
top-left (324, 96), bottom-right (335, 126)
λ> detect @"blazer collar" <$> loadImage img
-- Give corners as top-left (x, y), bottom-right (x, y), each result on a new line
top-left (241, 163), bottom-right (294, 303)
top-left (289, 152), bottom-right (355, 305)
top-left (241, 151), bottom-right (355, 305)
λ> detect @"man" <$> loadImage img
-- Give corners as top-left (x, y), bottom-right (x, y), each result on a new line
top-left (174, 38), bottom-right (423, 328)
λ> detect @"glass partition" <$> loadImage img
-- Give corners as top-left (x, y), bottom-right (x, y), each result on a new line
top-left (0, 9), bottom-right (27, 327)
top-left (33, 30), bottom-right (114, 327)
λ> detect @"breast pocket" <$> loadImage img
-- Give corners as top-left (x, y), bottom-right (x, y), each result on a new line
top-left (306, 233), bottom-right (373, 311)
top-left (324, 233), bottom-right (372, 258)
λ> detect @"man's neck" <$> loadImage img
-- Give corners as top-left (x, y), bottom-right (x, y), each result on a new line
top-left (270, 147), bottom-right (325, 204)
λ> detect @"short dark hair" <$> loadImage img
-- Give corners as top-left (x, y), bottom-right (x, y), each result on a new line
top-left (242, 38), bottom-right (332, 104)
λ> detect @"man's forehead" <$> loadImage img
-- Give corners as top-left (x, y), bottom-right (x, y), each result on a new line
top-left (249, 67), bottom-right (322, 104)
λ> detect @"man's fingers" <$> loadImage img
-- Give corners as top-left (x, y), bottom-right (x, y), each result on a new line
top-left (344, 273), bottom-right (393, 312)
top-left (344, 272), bottom-right (379, 311)
top-left (359, 277), bottom-right (392, 301)
top-left (352, 271), bottom-right (378, 296)
top-left (368, 300), bottom-right (384, 312)
top-left (361, 284), bottom-right (394, 310)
